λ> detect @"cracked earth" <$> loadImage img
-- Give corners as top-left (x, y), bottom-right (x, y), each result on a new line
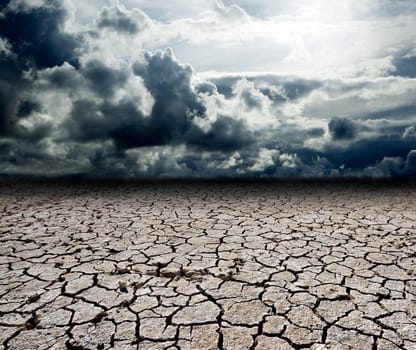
top-left (0, 181), bottom-right (415, 350)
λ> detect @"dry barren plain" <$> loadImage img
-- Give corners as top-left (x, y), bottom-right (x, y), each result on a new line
top-left (0, 181), bottom-right (415, 350)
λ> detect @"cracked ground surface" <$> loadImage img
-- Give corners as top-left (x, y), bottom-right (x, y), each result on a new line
top-left (0, 180), bottom-right (415, 350)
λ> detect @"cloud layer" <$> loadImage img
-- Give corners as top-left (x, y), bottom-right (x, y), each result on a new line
top-left (0, 0), bottom-right (415, 178)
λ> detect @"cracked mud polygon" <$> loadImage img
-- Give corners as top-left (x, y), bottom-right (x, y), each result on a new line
top-left (0, 181), bottom-right (415, 350)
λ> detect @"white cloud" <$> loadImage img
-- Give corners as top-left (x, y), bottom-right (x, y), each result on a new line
top-left (403, 125), bottom-right (416, 139)
top-left (0, 37), bottom-right (13, 57)
top-left (248, 148), bottom-right (277, 172)
top-left (65, 1), bottom-right (416, 77)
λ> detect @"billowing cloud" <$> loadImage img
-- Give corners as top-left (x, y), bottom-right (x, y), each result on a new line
top-left (0, 0), bottom-right (415, 178)
top-left (97, 1), bottom-right (150, 34)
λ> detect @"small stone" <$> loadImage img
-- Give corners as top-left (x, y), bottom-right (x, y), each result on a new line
top-left (27, 294), bottom-right (40, 303)
top-left (119, 281), bottom-right (128, 293)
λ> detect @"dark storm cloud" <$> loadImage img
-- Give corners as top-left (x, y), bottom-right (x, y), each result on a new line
top-left (0, 0), bottom-right (79, 137)
top-left (0, 1), bottom-right (79, 70)
top-left (358, 148), bottom-right (416, 178)
top-left (0, 82), bottom-right (18, 134)
top-left (0, 138), bottom-right (51, 168)
top-left (308, 135), bottom-right (415, 171)
top-left (404, 150), bottom-right (416, 175)
top-left (131, 50), bottom-right (254, 151)
top-left (65, 49), bottom-right (253, 153)
top-left (328, 117), bottom-right (358, 140)
top-left (66, 49), bottom-right (198, 148)
top-left (187, 116), bottom-right (254, 151)
top-left (67, 99), bottom-right (115, 142)
top-left (0, 1), bottom-right (415, 178)
top-left (134, 50), bottom-right (194, 100)
top-left (16, 100), bottom-right (42, 118)
top-left (0, 47), bottom-right (26, 135)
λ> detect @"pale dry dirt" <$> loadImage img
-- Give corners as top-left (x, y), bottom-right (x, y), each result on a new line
top-left (0, 181), bottom-right (415, 350)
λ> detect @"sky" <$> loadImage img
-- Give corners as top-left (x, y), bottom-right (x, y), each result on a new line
top-left (0, 0), bottom-right (415, 178)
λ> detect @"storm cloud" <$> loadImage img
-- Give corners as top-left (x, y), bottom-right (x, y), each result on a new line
top-left (0, 0), bottom-right (79, 136)
top-left (0, 0), bottom-right (415, 178)
top-left (328, 118), bottom-right (358, 140)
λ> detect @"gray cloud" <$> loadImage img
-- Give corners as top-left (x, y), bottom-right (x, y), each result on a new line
top-left (83, 60), bottom-right (129, 97)
top-left (97, 2), bottom-right (150, 34)
top-left (393, 52), bottom-right (416, 78)
top-left (41, 62), bottom-right (82, 90)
